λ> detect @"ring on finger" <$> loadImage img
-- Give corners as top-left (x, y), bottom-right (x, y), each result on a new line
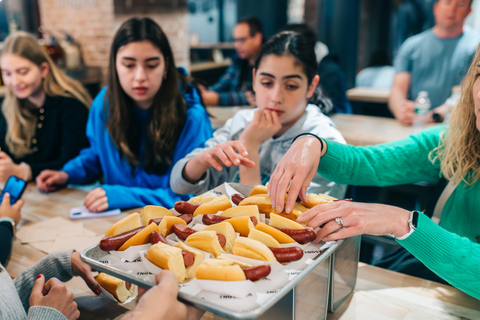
top-left (335, 217), bottom-right (344, 228)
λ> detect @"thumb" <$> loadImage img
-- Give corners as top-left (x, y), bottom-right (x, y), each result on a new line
top-left (1, 193), bottom-right (10, 207)
top-left (31, 274), bottom-right (46, 296)
top-left (0, 152), bottom-right (7, 159)
top-left (12, 198), bottom-right (23, 210)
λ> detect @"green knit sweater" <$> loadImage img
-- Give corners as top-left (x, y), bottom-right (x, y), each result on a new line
top-left (319, 126), bottom-right (480, 299)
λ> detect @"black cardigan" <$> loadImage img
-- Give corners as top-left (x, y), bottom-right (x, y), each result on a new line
top-left (0, 94), bottom-right (90, 178)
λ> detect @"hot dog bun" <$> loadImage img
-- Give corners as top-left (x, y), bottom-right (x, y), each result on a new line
top-left (269, 213), bottom-right (305, 230)
top-left (140, 206), bottom-right (174, 226)
top-left (105, 213), bottom-right (141, 237)
top-left (193, 195), bottom-right (232, 217)
top-left (247, 228), bottom-right (281, 248)
top-left (300, 193), bottom-right (337, 209)
top-left (223, 215), bottom-right (254, 237)
top-left (96, 272), bottom-right (136, 303)
top-left (238, 194), bottom-right (272, 217)
top-left (270, 203), bottom-right (308, 222)
top-left (232, 237), bottom-right (277, 262)
top-left (220, 205), bottom-right (260, 222)
top-left (196, 258), bottom-right (247, 281)
top-left (185, 230), bottom-right (226, 257)
top-left (118, 222), bottom-right (159, 251)
top-left (255, 222), bottom-right (296, 244)
top-left (147, 242), bottom-right (187, 283)
top-left (188, 193), bottom-right (216, 205)
top-left (202, 222), bottom-right (236, 253)
top-left (249, 185), bottom-right (268, 196)
top-left (173, 242), bottom-right (204, 279)
top-left (158, 216), bottom-right (187, 237)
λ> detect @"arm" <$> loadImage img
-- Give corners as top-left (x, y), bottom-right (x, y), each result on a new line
top-left (207, 58), bottom-right (250, 106)
top-left (14, 250), bottom-right (75, 312)
top-left (398, 213), bottom-right (480, 300)
top-left (388, 72), bottom-right (415, 125)
top-left (0, 223), bottom-right (13, 265)
top-left (29, 99), bottom-right (90, 178)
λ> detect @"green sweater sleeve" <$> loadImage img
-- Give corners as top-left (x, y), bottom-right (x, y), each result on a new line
top-left (397, 212), bottom-right (480, 299)
top-left (318, 126), bottom-right (444, 186)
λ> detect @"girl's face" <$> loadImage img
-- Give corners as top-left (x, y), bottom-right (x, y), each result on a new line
top-left (116, 40), bottom-right (167, 109)
top-left (473, 64), bottom-right (480, 131)
top-left (253, 54), bottom-right (319, 129)
top-left (1, 54), bottom-right (48, 101)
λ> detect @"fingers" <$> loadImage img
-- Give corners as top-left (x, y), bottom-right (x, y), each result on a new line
top-left (82, 270), bottom-right (102, 295)
top-left (30, 274), bottom-right (46, 297)
top-left (155, 271), bottom-right (179, 296)
top-left (44, 277), bottom-right (64, 293)
top-left (1, 192), bottom-right (10, 207)
top-left (207, 141), bottom-right (251, 170)
top-left (84, 188), bottom-right (107, 212)
top-left (12, 198), bottom-right (24, 210)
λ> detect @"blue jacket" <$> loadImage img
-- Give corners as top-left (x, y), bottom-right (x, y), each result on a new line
top-left (62, 87), bottom-right (212, 209)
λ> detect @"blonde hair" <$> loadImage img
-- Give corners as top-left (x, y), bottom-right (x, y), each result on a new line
top-left (430, 43), bottom-right (480, 185)
top-left (0, 31), bottom-right (92, 157)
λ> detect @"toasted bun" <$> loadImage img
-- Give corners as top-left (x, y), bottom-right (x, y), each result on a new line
top-left (301, 193), bottom-right (337, 209)
top-left (220, 205), bottom-right (260, 222)
top-left (96, 272), bottom-right (136, 303)
top-left (108, 213), bottom-right (141, 237)
top-left (147, 243), bottom-right (186, 283)
top-left (223, 215), bottom-right (254, 237)
top-left (255, 222), bottom-right (295, 244)
top-left (270, 203), bottom-right (308, 222)
top-left (173, 242), bottom-right (205, 279)
top-left (269, 213), bottom-right (305, 230)
top-left (202, 222), bottom-right (236, 253)
top-left (140, 206), bottom-right (173, 226)
top-left (232, 237), bottom-right (277, 262)
top-left (185, 230), bottom-right (226, 257)
top-left (216, 255), bottom-right (252, 267)
top-left (249, 185), bottom-right (268, 196)
top-left (238, 195), bottom-right (272, 217)
top-left (247, 228), bottom-right (281, 248)
top-left (118, 222), bottom-right (159, 251)
top-left (195, 258), bottom-right (246, 281)
top-left (188, 194), bottom-right (216, 205)
top-left (194, 195), bottom-right (232, 217)
top-left (158, 216), bottom-right (187, 237)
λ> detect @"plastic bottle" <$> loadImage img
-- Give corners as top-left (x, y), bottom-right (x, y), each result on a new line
top-left (414, 91), bottom-right (431, 126)
top-left (444, 86), bottom-right (461, 124)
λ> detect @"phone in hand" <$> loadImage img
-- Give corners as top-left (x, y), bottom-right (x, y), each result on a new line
top-left (0, 176), bottom-right (27, 205)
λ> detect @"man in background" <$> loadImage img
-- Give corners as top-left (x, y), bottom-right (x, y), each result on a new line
top-left (389, 0), bottom-right (478, 125)
top-left (199, 17), bottom-right (263, 106)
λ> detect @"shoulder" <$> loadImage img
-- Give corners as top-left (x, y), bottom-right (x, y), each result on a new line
top-left (399, 29), bottom-right (433, 53)
top-left (89, 87), bottom-right (108, 114)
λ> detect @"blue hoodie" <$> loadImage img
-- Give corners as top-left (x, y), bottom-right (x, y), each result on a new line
top-left (62, 84), bottom-right (212, 210)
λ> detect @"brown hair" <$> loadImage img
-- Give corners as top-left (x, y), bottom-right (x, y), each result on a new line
top-left (0, 31), bottom-right (91, 157)
top-left (106, 17), bottom-right (187, 175)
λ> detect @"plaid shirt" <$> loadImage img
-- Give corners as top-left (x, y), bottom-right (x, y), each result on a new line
top-left (209, 55), bottom-right (251, 106)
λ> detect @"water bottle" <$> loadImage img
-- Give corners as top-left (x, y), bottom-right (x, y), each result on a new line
top-left (414, 91), bottom-right (431, 126)
top-left (444, 87), bottom-right (461, 124)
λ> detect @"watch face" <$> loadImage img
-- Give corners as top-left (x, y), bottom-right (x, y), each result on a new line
top-left (412, 210), bottom-right (419, 228)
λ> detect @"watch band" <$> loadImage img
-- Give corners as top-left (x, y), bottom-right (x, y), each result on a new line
top-left (396, 210), bottom-right (419, 240)
top-left (0, 217), bottom-right (16, 237)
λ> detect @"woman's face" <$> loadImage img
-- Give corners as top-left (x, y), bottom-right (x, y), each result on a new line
top-left (473, 63), bottom-right (480, 131)
top-left (253, 54), bottom-right (318, 129)
top-left (0, 54), bottom-right (47, 100)
top-left (115, 40), bottom-right (167, 109)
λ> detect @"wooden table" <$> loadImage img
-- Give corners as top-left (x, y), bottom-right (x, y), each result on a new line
top-left (7, 184), bottom-right (479, 320)
top-left (331, 114), bottom-right (438, 146)
top-left (208, 105), bottom-right (253, 129)
top-left (190, 60), bottom-right (232, 73)
top-left (346, 87), bottom-right (390, 104)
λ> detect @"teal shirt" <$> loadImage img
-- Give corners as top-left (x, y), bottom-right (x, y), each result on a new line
top-left (394, 27), bottom-right (479, 109)
top-left (319, 126), bottom-right (480, 299)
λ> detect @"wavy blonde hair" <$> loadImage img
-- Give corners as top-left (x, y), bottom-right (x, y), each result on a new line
top-left (431, 43), bottom-right (480, 185)
top-left (0, 31), bottom-right (92, 157)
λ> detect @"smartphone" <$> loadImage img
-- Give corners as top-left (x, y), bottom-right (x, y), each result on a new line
top-left (1, 176), bottom-right (27, 205)
top-left (69, 206), bottom-right (121, 220)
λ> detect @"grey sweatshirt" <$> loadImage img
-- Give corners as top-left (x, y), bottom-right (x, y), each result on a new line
top-left (170, 105), bottom-right (347, 198)
top-left (0, 250), bottom-right (75, 320)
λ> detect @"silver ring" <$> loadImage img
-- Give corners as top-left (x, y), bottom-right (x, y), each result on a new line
top-left (335, 217), bottom-right (344, 228)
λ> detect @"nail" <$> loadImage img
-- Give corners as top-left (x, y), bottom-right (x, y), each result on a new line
top-left (276, 206), bottom-right (282, 213)
top-left (95, 289), bottom-right (101, 295)
top-left (234, 159), bottom-right (240, 165)
top-left (37, 274), bottom-right (42, 279)
top-left (243, 151), bottom-right (248, 156)
top-left (285, 206), bottom-right (291, 214)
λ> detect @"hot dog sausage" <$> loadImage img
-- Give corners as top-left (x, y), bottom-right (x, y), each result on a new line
top-left (174, 201), bottom-right (200, 215)
top-left (242, 265), bottom-right (271, 281)
top-left (231, 194), bottom-right (246, 206)
top-left (99, 226), bottom-right (146, 251)
top-left (269, 246), bottom-right (304, 262)
top-left (173, 223), bottom-right (227, 247)
top-left (202, 214), bottom-right (258, 226)
top-left (273, 227), bottom-right (317, 244)
top-left (149, 231), bottom-right (195, 267)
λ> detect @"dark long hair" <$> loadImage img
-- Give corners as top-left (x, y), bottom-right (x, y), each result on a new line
top-left (255, 30), bottom-right (332, 114)
top-left (106, 17), bottom-right (187, 175)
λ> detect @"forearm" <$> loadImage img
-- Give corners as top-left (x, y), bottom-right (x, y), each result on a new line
top-left (239, 144), bottom-right (261, 186)
top-left (388, 87), bottom-right (408, 117)
top-left (182, 157), bottom-right (211, 184)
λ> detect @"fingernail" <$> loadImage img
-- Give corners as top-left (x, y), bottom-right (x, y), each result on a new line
top-left (37, 274), bottom-right (42, 279)
top-left (234, 159), bottom-right (240, 165)
top-left (285, 206), bottom-right (291, 214)
top-left (243, 151), bottom-right (248, 156)
top-left (276, 206), bottom-right (282, 213)
top-left (95, 289), bottom-right (101, 295)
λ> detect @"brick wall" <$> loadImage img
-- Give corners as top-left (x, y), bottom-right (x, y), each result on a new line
top-left (38, 0), bottom-right (189, 85)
